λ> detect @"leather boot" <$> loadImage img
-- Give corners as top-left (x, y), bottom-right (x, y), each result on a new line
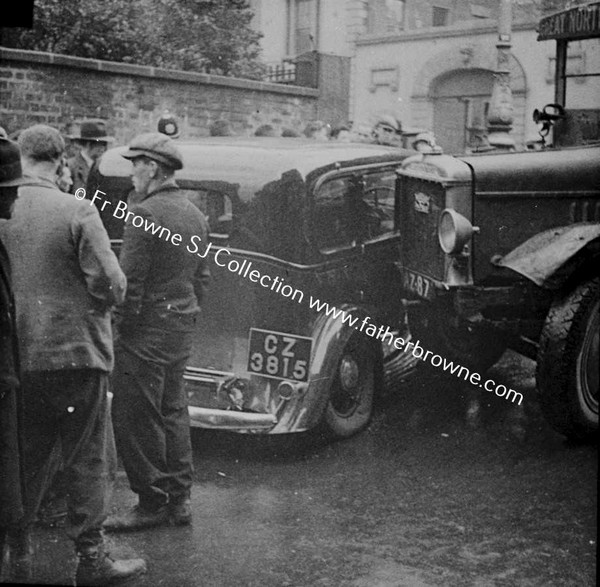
top-left (103, 504), bottom-right (170, 532)
top-left (5, 527), bottom-right (33, 582)
top-left (168, 498), bottom-right (192, 526)
top-left (75, 543), bottom-right (146, 586)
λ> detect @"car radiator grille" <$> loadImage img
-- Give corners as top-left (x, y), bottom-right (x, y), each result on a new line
top-left (400, 178), bottom-right (446, 281)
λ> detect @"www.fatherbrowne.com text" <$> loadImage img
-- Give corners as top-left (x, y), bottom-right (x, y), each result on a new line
top-left (77, 188), bottom-right (523, 405)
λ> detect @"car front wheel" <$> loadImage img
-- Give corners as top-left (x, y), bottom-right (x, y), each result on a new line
top-left (321, 338), bottom-right (376, 439)
top-left (537, 276), bottom-right (599, 442)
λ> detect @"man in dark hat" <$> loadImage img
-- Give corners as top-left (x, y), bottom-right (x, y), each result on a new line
top-left (105, 133), bottom-right (210, 532)
top-left (0, 124), bottom-right (146, 586)
top-left (0, 137), bottom-right (27, 580)
top-left (67, 119), bottom-right (115, 194)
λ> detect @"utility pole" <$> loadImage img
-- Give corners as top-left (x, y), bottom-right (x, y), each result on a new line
top-left (487, 0), bottom-right (515, 150)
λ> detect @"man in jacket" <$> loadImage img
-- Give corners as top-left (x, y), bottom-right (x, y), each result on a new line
top-left (0, 124), bottom-right (146, 586)
top-left (105, 133), bottom-right (210, 531)
top-left (0, 137), bottom-right (27, 579)
top-left (67, 119), bottom-right (114, 194)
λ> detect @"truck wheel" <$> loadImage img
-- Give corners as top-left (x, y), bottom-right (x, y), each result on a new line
top-left (536, 277), bottom-right (599, 441)
top-left (410, 303), bottom-right (507, 373)
top-left (321, 338), bottom-right (376, 439)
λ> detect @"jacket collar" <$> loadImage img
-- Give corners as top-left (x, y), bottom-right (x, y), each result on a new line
top-left (143, 178), bottom-right (179, 200)
top-left (19, 174), bottom-right (58, 191)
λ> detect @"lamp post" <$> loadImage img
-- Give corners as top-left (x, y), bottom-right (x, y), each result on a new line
top-left (487, 0), bottom-right (515, 150)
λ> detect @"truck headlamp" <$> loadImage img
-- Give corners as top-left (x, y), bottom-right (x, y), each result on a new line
top-left (438, 208), bottom-right (474, 255)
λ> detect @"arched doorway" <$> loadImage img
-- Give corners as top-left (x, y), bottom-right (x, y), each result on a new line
top-left (431, 68), bottom-right (494, 154)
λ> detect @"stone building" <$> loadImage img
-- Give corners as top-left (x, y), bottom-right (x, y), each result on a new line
top-left (251, 0), bottom-right (600, 151)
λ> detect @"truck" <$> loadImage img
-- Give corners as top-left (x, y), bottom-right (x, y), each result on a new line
top-left (394, 2), bottom-right (599, 441)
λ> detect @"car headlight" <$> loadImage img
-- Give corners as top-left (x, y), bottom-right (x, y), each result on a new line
top-left (438, 208), bottom-right (474, 255)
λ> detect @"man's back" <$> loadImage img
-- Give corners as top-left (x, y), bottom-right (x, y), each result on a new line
top-left (0, 178), bottom-right (125, 372)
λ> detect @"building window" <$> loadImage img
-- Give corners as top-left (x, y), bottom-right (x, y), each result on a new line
top-left (432, 6), bottom-right (449, 27)
top-left (385, 0), bottom-right (405, 31)
top-left (288, 0), bottom-right (318, 56)
top-left (367, 0), bottom-right (405, 34)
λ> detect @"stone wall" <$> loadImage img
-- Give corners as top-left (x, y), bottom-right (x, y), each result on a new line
top-left (0, 48), bottom-right (319, 144)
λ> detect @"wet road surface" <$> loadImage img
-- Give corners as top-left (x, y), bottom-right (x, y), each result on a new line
top-left (6, 351), bottom-right (597, 586)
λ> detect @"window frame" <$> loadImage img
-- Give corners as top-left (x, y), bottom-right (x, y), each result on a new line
top-left (309, 163), bottom-right (401, 256)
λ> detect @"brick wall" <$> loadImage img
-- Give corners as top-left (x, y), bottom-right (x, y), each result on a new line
top-left (0, 48), bottom-right (319, 143)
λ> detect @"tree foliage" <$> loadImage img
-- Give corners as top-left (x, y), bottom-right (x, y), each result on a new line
top-left (2, 0), bottom-right (266, 80)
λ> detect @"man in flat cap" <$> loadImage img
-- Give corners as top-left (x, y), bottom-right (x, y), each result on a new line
top-left (372, 114), bottom-right (402, 147)
top-left (67, 119), bottom-right (115, 194)
top-left (105, 133), bottom-right (210, 531)
top-left (0, 137), bottom-right (27, 580)
top-left (0, 124), bottom-right (146, 585)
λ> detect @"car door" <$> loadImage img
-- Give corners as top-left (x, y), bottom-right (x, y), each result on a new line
top-left (309, 165), bottom-right (403, 323)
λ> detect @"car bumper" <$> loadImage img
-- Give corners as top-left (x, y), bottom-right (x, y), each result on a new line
top-left (188, 406), bottom-right (278, 431)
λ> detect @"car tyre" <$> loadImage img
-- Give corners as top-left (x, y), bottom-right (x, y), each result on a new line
top-left (536, 276), bottom-right (599, 442)
top-left (321, 337), bottom-right (376, 439)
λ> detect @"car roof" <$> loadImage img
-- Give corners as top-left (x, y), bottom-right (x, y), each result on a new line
top-left (98, 137), bottom-right (408, 200)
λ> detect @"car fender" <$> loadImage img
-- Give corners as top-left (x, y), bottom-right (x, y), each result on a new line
top-left (494, 223), bottom-right (600, 289)
top-left (273, 304), bottom-right (380, 433)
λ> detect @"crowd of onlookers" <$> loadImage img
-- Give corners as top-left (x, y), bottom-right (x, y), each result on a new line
top-left (204, 112), bottom-right (438, 151)
top-left (0, 121), bottom-right (210, 586)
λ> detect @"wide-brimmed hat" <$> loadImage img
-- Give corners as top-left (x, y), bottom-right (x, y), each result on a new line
top-left (0, 138), bottom-right (27, 187)
top-left (121, 132), bottom-right (183, 170)
top-left (68, 120), bottom-right (115, 143)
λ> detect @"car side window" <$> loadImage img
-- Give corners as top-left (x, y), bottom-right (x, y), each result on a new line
top-left (313, 177), bottom-right (356, 251)
top-left (185, 189), bottom-right (232, 238)
top-left (361, 171), bottom-right (396, 238)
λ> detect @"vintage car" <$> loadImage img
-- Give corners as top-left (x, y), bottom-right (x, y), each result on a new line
top-left (95, 138), bottom-right (416, 439)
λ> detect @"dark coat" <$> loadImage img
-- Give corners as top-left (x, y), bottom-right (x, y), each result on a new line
top-left (0, 177), bottom-right (126, 372)
top-left (0, 238), bottom-right (24, 527)
top-left (117, 180), bottom-right (210, 331)
top-left (67, 151), bottom-right (91, 195)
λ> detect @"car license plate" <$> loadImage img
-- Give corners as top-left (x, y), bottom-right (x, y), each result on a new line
top-left (247, 328), bottom-right (313, 382)
top-left (403, 269), bottom-right (434, 300)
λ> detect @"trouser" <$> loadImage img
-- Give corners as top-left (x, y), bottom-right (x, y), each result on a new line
top-left (0, 382), bottom-right (24, 575)
top-left (112, 326), bottom-right (194, 511)
top-left (0, 383), bottom-right (24, 528)
top-left (18, 369), bottom-right (115, 548)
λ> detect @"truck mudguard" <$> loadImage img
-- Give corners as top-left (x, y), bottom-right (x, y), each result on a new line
top-left (495, 223), bottom-right (600, 289)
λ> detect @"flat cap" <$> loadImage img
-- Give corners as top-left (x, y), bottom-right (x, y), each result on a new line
top-left (122, 132), bottom-right (183, 170)
top-left (374, 114), bottom-right (401, 132)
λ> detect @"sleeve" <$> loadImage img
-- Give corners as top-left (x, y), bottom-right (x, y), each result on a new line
top-left (72, 203), bottom-right (126, 308)
top-left (193, 213), bottom-right (211, 305)
top-left (117, 205), bottom-right (156, 317)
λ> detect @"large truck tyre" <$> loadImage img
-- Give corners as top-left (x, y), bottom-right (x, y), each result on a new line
top-left (537, 277), bottom-right (599, 442)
